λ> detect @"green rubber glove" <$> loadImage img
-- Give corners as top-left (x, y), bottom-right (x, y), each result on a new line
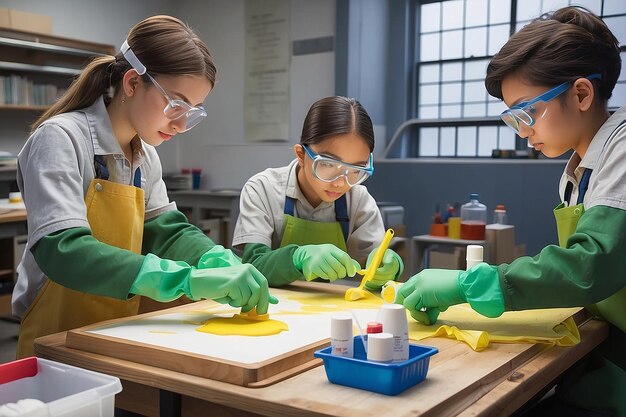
top-left (395, 263), bottom-right (505, 325)
top-left (363, 248), bottom-right (404, 291)
top-left (292, 244), bottom-right (361, 282)
top-left (196, 245), bottom-right (242, 269)
top-left (130, 253), bottom-right (279, 314)
top-left (395, 269), bottom-right (464, 325)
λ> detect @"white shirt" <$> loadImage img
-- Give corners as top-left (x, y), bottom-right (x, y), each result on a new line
top-left (232, 159), bottom-right (384, 261)
top-left (12, 97), bottom-right (176, 318)
top-left (559, 107), bottom-right (626, 210)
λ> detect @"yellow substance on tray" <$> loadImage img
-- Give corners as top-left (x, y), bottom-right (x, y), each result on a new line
top-left (196, 308), bottom-right (288, 336)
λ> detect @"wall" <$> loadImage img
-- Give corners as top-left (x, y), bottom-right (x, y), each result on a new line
top-left (160, 0), bottom-right (337, 190)
top-left (365, 159), bottom-right (567, 256)
top-left (0, 0), bottom-right (174, 155)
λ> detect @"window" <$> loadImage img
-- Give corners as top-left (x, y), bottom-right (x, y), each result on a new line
top-left (413, 0), bottom-right (626, 157)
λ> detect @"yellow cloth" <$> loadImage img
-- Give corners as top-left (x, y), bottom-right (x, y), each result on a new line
top-left (409, 303), bottom-right (581, 351)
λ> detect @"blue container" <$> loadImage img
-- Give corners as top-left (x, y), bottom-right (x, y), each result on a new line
top-left (314, 337), bottom-right (438, 395)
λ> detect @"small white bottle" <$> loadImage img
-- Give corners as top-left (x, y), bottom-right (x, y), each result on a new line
top-left (376, 304), bottom-right (409, 361)
top-left (330, 314), bottom-right (353, 358)
top-left (367, 332), bottom-right (394, 363)
top-left (466, 244), bottom-right (484, 270)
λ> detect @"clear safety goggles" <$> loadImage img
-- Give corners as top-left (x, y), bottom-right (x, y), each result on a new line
top-left (303, 144), bottom-right (374, 186)
top-left (120, 40), bottom-right (207, 132)
top-left (500, 73), bottom-right (601, 136)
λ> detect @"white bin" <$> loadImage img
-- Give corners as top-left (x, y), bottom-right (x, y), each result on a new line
top-left (0, 357), bottom-right (122, 417)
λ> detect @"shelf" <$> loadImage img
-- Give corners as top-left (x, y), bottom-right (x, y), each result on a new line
top-left (0, 36), bottom-right (109, 58)
top-left (0, 28), bottom-right (114, 56)
top-left (0, 268), bottom-right (12, 277)
top-left (0, 104), bottom-right (48, 111)
top-left (0, 60), bottom-right (80, 76)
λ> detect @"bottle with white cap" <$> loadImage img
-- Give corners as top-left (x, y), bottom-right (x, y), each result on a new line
top-left (376, 304), bottom-right (409, 361)
top-left (330, 314), bottom-right (353, 358)
top-left (466, 244), bottom-right (484, 270)
top-left (367, 332), bottom-right (394, 363)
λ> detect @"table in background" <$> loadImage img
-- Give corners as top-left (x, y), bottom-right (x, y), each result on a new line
top-left (34, 282), bottom-right (608, 417)
top-left (167, 190), bottom-right (240, 247)
top-left (0, 209), bottom-right (26, 317)
top-left (409, 234), bottom-right (489, 275)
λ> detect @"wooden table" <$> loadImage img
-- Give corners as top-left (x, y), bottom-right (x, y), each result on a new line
top-left (0, 209), bottom-right (26, 316)
top-left (0, 208), bottom-right (26, 239)
top-left (33, 284), bottom-right (608, 417)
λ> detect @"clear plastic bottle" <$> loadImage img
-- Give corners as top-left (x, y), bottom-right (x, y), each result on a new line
top-left (493, 204), bottom-right (508, 225)
top-left (460, 193), bottom-right (487, 240)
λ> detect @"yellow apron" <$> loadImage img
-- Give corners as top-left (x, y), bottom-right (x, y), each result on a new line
top-left (17, 178), bottom-right (144, 358)
top-left (554, 170), bottom-right (626, 334)
top-left (279, 196), bottom-right (348, 251)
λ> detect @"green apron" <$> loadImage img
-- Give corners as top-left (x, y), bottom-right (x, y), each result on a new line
top-left (554, 168), bottom-right (626, 415)
top-left (554, 169), bottom-right (626, 333)
top-left (279, 195), bottom-right (349, 252)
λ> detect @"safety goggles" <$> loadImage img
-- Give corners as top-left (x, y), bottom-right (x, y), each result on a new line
top-left (500, 73), bottom-right (601, 135)
top-left (121, 40), bottom-right (207, 132)
top-left (303, 144), bottom-right (374, 186)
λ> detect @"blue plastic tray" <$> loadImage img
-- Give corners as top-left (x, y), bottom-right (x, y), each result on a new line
top-left (314, 337), bottom-right (438, 395)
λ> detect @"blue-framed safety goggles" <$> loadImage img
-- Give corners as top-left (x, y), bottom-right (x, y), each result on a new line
top-left (303, 144), bottom-right (374, 186)
top-left (500, 73), bottom-right (602, 135)
top-left (121, 40), bottom-right (207, 132)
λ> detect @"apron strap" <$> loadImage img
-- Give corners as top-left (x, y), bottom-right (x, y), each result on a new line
top-left (93, 155), bottom-right (142, 189)
top-left (283, 195), bottom-right (350, 243)
top-left (564, 168), bottom-right (592, 206)
top-left (334, 194), bottom-right (350, 243)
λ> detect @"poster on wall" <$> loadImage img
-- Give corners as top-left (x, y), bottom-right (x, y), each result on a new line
top-left (244, 0), bottom-right (290, 142)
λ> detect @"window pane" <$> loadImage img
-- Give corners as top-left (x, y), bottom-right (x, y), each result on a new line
top-left (419, 84), bottom-right (439, 105)
top-left (419, 128), bottom-right (439, 156)
top-left (457, 127), bottom-right (477, 156)
top-left (488, 24), bottom-right (510, 55)
top-left (442, 0), bottom-right (464, 30)
top-left (442, 62), bottom-right (463, 81)
top-left (465, 27), bottom-right (487, 58)
top-left (604, 0), bottom-right (626, 15)
top-left (464, 59), bottom-right (488, 80)
top-left (464, 103), bottom-right (486, 117)
top-left (440, 127), bottom-right (456, 156)
top-left (440, 104), bottom-right (462, 118)
top-left (420, 33), bottom-right (440, 61)
top-left (488, 101), bottom-right (507, 116)
top-left (489, 0), bottom-right (510, 24)
top-left (541, 0), bottom-right (569, 14)
top-left (420, 64), bottom-right (440, 83)
top-left (568, 0), bottom-right (601, 14)
top-left (465, 0), bottom-right (488, 26)
top-left (441, 82), bottom-right (462, 104)
top-left (464, 81), bottom-right (486, 102)
top-left (478, 126), bottom-right (498, 156)
top-left (421, 2), bottom-right (441, 33)
top-left (499, 126), bottom-right (516, 149)
top-left (516, 0), bottom-right (541, 22)
top-left (609, 82), bottom-right (626, 109)
top-left (604, 17), bottom-right (626, 45)
top-left (419, 105), bottom-right (439, 119)
top-left (441, 30), bottom-right (464, 60)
